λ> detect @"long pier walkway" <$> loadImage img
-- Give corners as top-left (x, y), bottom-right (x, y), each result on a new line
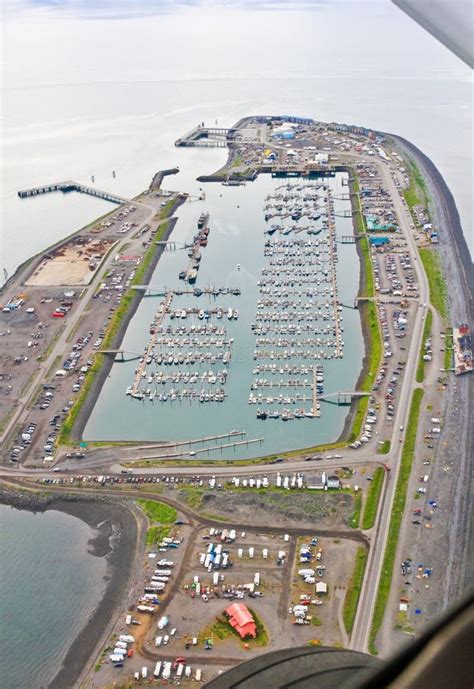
top-left (17, 180), bottom-right (129, 205)
top-left (130, 291), bottom-right (174, 396)
top-left (326, 192), bottom-right (343, 359)
top-left (312, 366), bottom-right (320, 417)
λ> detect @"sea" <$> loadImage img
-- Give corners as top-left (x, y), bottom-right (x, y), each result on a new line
top-left (0, 504), bottom-right (107, 689)
top-left (1, 0), bottom-right (472, 686)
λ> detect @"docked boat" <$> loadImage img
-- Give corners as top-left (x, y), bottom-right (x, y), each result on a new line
top-left (197, 212), bottom-right (209, 229)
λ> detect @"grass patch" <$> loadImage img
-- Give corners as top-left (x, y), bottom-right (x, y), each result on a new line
top-left (348, 491), bottom-right (362, 529)
top-left (178, 485), bottom-right (204, 509)
top-left (394, 610), bottom-right (414, 634)
top-left (136, 498), bottom-right (176, 547)
top-left (416, 309), bottom-right (433, 383)
top-left (346, 302), bottom-right (382, 445)
top-left (402, 159), bottom-right (428, 211)
top-left (206, 609), bottom-right (268, 647)
top-left (136, 499), bottom-right (177, 524)
top-left (146, 525), bottom-right (171, 547)
top-left (368, 388), bottom-right (424, 654)
top-left (361, 467), bottom-right (384, 530)
top-left (200, 511), bottom-right (228, 523)
top-left (444, 327), bottom-right (453, 370)
top-left (419, 248), bottom-right (448, 321)
top-left (58, 214), bottom-right (176, 445)
top-left (359, 237), bottom-right (374, 297)
top-left (377, 440), bottom-right (391, 455)
top-left (343, 547), bottom-right (368, 634)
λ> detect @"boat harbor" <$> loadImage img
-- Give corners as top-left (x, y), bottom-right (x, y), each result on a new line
top-left (86, 170), bottom-right (363, 457)
top-left (250, 182), bottom-right (344, 421)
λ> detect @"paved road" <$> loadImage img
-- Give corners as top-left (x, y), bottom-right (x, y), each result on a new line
top-left (0, 157), bottom-right (435, 658)
top-left (349, 159), bottom-right (430, 653)
top-left (0, 200), bottom-right (158, 449)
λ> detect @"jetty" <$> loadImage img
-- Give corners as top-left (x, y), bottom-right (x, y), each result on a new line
top-left (17, 180), bottom-right (129, 205)
top-left (175, 125), bottom-right (229, 148)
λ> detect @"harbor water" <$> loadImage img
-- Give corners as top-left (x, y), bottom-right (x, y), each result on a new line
top-left (1, 2), bottom-right (472, 685)
top-left (0, 504), bottom-right (107, 689)
top-left (84, 173), bottom-right (364, 457)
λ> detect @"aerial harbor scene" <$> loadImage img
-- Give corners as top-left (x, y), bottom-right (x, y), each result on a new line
top-left (1, 2), bottom-right (472, 689)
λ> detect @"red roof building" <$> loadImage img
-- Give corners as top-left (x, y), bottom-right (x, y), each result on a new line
top-left (225, 603), bottom-right (257, 639)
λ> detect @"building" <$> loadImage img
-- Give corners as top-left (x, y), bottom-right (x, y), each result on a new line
top-left (369, 236), bottom-right (391, 246)
top-left (226, 603), bottom-right (257, 638)
top-left (316, 581), bottom-right (328, 595)
top-left (326, 475), bottom-right (341, 489)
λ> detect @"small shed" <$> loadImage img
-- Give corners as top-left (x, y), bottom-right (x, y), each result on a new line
top-left (316, 582), bottom-right (328, 595)
top-left (326, 475), bottom-right (341, 489)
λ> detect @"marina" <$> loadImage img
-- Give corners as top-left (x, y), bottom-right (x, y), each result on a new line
top-left (85, 172), bottom-right (364, 457)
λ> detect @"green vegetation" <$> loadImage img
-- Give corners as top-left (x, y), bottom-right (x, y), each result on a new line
top-left (403, 159), bottom-right (428, 210)
top-left (146, 525), bottom-right (171, 547)
top-left (348, 491), bottom-right (362, 529)
top-left (201, 511), bottom-right (228, 523)
top-left (444, 327), bottom-right (453, 370)
top-left (136, 499), bottom-right (176, 547)
top-left (206, 609), bottom-right (268, 647)
top-left (363, 302), bottom-right (383, 391)
top-left (394, 610), bottom-right (415, 634)
top-left (419, 248), bottom-right (448, 321)
top-left (369, 388), bottom-right (424, 654)
top-left (361, 467), bottom-right (384, 530)
top-left (416, 309), bottom-right (433, 383)
top-left (178, 485), bottom-right (204, 509)
top-left (359, 237), bottom-right (374, 297)
top-left (58, 210), bottom-right (176, 445)
top-left (137, 499), bottom-right (177, 524)
top-left (347, 302), bottom-right (382, 445)
top-left (343, 547), bottom-right (368, 634)
top-left (311, 615), bottom-right (322, 626)
top-left (377, 440), bottom-right (391, 455)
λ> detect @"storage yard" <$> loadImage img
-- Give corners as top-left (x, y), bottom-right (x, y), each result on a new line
top-left (25, 236), bottom-right (115, 287)
top-left (1, 113), bottom-right (471, 688)
top-left (89, 497), bottom-right (364, 687)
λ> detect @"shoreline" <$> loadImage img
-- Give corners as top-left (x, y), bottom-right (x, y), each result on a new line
top-left (72, 211), bottom-right (182, 442)
top-left (60, 132), bottom-right (470, 463)
top-left (0, 488), bottom-right (144, 689)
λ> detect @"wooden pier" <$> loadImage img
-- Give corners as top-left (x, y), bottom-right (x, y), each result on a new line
top-left (189, 437), bottom-right (264, 455)
top-left (17, 180), bottom-right (129, 205)
top-left (130, 291), bottom-right (174, 396)
top-left (312, 366), bottom-right (320, 417)
top-left (131, 285), bottom-right (241, 297)
top-left (326, 193), bottom-right (343, 359)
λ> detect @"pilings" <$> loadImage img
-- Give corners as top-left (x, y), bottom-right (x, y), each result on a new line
top-left (17, 180), bottom-right (129, 205)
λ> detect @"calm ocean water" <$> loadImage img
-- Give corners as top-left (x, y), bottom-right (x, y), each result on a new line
top-left (0, 1), bottom-right (472, 685)
top-left (0, 504), bottom-right (107, 689)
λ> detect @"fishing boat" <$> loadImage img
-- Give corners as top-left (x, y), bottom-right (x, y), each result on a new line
top-left (197, 212), bottom-right (209, 229)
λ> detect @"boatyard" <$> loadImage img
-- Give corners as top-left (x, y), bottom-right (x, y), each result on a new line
top-left (1, 112), bottom-right (471, 689)
top-left (82, 169), bottom-right (362, 456)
